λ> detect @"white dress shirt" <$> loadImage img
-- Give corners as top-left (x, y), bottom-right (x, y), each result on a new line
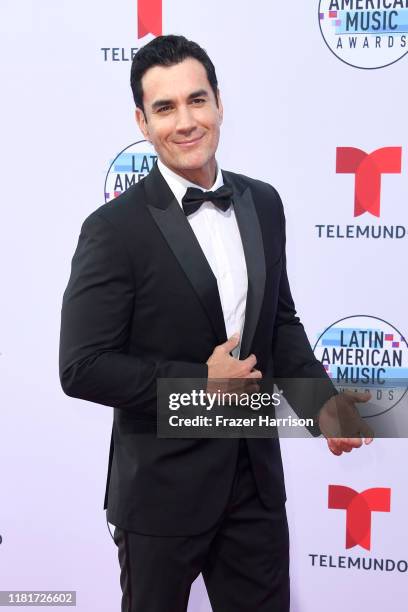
top-left (157, 159), bottom-right (248, 358)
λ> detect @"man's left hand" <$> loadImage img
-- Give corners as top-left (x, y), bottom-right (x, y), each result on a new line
top-left (318, 390), bottom-right (374, 456)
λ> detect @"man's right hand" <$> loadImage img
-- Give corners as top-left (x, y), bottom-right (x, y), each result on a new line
top-left (206, 334), bottom-right (262, 380)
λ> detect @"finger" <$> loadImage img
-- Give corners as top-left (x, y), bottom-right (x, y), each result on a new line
top-left (241, 354), bottom-right (257, 370)
top-left (327, 437), bottom-right (360, 454)
top-left (218, 333), bottom-right (240, 354)
top-left (343, 390), bottom-right (372, 403)
top-left (239, 378), bottom-right (260, 391)
top-left (349, 437), bottom-right (363, 447)
top-left (246, 369), bottom-right (262, 379)
top-left (339, 437), bottom-right (363, 450)
top-left (359, 422), bottom-right (374, 441)
top-left (334, 440), bottom-right (347, 453)
top-left (327, 439), bottom-right (343, 456)
top-left (225, 379), bottom-right (257, 394)
top-left (225, 379), bottom-right (253, 395)
top-left (246, 384), bottom-right (261, 397)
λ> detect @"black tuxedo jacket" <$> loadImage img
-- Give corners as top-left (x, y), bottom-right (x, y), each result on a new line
top-left (59, 164), bottom-right (331, 536)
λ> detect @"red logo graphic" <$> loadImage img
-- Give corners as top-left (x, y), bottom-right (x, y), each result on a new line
top-left (328, 485), bottom-right (391, 551)
top-left (138, 0), bottom-right (162, 38)
top-left (336, 147), bottom-right (402, 217)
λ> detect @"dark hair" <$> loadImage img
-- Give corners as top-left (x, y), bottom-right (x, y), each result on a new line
top-left (130, 35), bottom-right (218, 112)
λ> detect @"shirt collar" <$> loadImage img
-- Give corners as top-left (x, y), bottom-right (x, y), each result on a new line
top-left (157, 158), bottom-right (224, 208)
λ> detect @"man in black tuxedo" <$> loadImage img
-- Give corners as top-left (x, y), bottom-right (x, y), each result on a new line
top-left (59, 35), bottom-right (372, 612)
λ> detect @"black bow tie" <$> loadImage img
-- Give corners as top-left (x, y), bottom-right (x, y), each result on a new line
top-left (182, 185), bottom-right (233, 217)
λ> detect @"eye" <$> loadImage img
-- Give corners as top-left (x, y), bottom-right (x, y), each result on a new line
top-left (157, 105), bottom-right (173, 114)
top-left (191, 98), bottom-right (206, 105)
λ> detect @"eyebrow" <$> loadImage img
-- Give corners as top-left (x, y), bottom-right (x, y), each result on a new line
top-left (151, 89), bottom-right (209, 111)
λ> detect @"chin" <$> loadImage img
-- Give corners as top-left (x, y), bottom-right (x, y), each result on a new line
top-left (178, 153), bottom-right (211, 171)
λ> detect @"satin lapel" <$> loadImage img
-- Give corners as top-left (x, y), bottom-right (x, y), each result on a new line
top-left (144, 164), bottom-right (227, 344)
top-left (226, 177), bottom-right (266, 359)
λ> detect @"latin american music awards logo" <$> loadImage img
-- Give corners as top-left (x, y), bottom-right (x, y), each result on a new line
top-left (104, 140), bottom-right (157, 202)
top-left (101, 0), bottom-right (163, 62)
top-left (319, 0), bottom-right (408, 69)
top-left (314, 315), bottom-right (408, 417)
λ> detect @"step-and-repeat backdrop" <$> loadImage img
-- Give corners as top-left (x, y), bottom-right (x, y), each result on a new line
top-left (1, 1), bottom-right (407, 610)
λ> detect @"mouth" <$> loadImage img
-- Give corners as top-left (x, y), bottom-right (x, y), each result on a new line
top-left (174, 134), bottom-right (205, 148)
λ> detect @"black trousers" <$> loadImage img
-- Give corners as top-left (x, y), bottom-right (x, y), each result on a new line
top-left (113, 440), bottom-right (290, 612)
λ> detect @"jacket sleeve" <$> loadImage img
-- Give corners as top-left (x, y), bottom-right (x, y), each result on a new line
top-left (271, 194), bottom-right (337, 434)
top-left (59, 211), bottom-right (207, 412)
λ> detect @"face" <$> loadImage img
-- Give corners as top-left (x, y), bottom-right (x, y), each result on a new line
top-left (136, 58), bottom-right (223, 188)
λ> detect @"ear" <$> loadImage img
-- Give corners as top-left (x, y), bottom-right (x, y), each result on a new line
top-left (216, 89), bottom-right (223, 125)
top-left (135, 107), bottom-right (150, 141)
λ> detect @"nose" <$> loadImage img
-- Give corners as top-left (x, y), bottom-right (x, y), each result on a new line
top-left (175, 105), bottom-right (196, 134)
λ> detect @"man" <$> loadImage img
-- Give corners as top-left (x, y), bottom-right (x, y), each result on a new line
top-left (59, 35), bottom-right (372, 611)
